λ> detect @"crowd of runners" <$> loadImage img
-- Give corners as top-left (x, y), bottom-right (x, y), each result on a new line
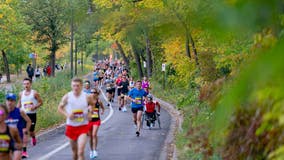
top-left (0, 59), bottom-right (161, 160)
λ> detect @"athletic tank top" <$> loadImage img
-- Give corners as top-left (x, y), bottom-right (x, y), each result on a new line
top-left (66, 91), bottom-right (88, 126)
top-left (6, 108), bottom-right (24, 139)
top-left (21, 90), bottom-right (38, 114)
top-left (90, 101), bottom-right (100, 122)
top-left (0, 126), bottom-right (12, 153)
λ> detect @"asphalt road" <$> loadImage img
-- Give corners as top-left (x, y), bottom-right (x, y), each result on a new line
top-left (26, 86), bottom-right (171, 160)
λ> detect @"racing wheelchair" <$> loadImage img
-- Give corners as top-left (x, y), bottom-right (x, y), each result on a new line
top-left (141, 110), bottom-right (161, 129)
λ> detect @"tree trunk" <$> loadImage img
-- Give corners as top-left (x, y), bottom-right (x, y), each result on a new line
top-left (131, 42), bottom-right (143, 79)
top-left (189, 33), bottom-right (198, 65)
top-left (75, 39), bottom-right (78, 76)
top-left (115, 40), bottom-right (129, 67)
top-left (185, 30), bottom-right (191, 58)
top-left (81, 51), bottom-right (84, 72)
top-left (1, 50), bottom-right (11, 83)
top-left (50, 50), bottom-right (56, 77)
top-left (145, 35), bottom-right (153, 77)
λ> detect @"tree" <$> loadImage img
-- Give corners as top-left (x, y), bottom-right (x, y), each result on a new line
top-left (0, 0), bottom-right (31, 82)
top-left (21, 0), bottom-right (69, 76)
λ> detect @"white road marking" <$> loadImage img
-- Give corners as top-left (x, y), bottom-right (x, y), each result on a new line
top-left (39, 87), bottom-right (114, 160)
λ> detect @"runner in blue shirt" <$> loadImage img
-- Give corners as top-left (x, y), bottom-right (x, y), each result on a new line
top-left (128, 80), bottom-right (148, 137)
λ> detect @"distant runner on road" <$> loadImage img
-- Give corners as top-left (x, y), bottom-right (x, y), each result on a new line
top-left (18, 78), bottom-right (43, 158)
top-left (58, 78), bottom-right (92, 160)
top-left (128, 80), bottom-right (148, 137)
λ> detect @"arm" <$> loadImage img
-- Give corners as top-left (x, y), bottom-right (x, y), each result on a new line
top-left (58, 94), bottom-right (71, 119)
top-left (9, 127), bottom-right (22, 151)
top-left (20, 110), bottom-right (32, 134)
top-left (17, 92), bottom-right (22, 108)
top-left (33, 91), bottom-right (43, 110)
top-left (99, 100), bottom-right (105, 115)
top-left (156, 102), bottom-right (161, 113)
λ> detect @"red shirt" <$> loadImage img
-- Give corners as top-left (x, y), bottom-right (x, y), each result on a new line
top-left (145, 101), bottom-right (159, 113)
top-left (115, 78), bottom-right (122, 85)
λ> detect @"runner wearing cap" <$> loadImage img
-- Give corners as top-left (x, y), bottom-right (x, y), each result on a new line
top-left (5, 93), bottom-right (31, 160)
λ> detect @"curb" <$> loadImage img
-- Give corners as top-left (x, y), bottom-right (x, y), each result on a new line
top-left (156, 97), bottom-right (183, 160)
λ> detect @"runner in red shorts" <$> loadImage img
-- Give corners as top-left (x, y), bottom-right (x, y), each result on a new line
top-left (58, 78), bottom-right (93, 160)
top-left (88, 88), bottom-right (104, 159)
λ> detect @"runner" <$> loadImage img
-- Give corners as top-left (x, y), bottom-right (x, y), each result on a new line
top-left (115, 74), bottom-right (122, 110)
top-left (5, 93), bottom-right (31, 160)
top-left (0, 104), bottom-right (22, 160)
top-left (58, 77), bottom-right (91, 160)
top-left (83, 80), bottom-right (92, 94)
top-left (105, 75), bottom-right (115, 105)
top-left (117, 75), bottom-right (129, 112)
top-left (129, 77), bottom-right (135, 90)
top-left (142, 76), bottom-right (150, 94)
top-left (88, 88), bottom-right (104, 159)
top-left (17, 77), bottom-right (43, 158)
top-left (128, 80), bottom-right (148, 137)
top-left (93, 68), bottom-right (100, 87)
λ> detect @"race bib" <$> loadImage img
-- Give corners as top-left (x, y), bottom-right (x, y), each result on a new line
top-left (23, 101), bottom-right (34, 112)
top-left (73, 109), bottom-right (84, 122)
top-left (0, 135), bottom-right (10, 152)
top-left (91, 108), bottom-right (99, 118)
top-left (135, 97), bottom-right (142, 104)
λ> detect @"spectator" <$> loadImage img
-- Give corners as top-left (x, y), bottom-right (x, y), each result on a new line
top-left (46, 65), bottom-right (51, 76)
top-left (35, 66), bottom-right (41, 80)
top-left (26, 64), bottom-right (34, 80)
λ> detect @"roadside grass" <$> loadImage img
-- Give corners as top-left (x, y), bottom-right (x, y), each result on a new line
top-left (0, 66), bottom-right (92, 133)
top-left (151, 80), bottom-right (218, 160)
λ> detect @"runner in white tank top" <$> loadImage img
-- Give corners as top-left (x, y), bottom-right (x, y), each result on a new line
top-left (58, 78), bottom-right (92, 160)
top-left (65, 91), bottom-right (89, 126)
top-left (17, 77), bottom-right (43, 158)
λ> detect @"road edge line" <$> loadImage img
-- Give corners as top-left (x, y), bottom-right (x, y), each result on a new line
top-left (39, 87), bottom-right (114, 160)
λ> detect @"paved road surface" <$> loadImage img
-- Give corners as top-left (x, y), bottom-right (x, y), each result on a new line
top-left (27, 86), bottom-right (171, 160)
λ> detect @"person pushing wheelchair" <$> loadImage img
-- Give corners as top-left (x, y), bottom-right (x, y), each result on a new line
top-left (145, 94), bottom-right (161, 128)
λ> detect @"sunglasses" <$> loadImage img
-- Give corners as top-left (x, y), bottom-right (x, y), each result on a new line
top-left (91, 91), bottom-right (98, 94)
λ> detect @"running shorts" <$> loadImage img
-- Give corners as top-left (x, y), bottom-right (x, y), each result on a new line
top-left (24, 113), bottom-right (37, 132)
top-left (65, 125), bottom-right (89, 141)
top-left (88, 120), bottom-right (101, 128)
top-left (131, 107), bottom-right (144, 113)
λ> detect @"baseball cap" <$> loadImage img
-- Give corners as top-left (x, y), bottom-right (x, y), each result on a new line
top-left (6, 93), bottom-right (17, 101)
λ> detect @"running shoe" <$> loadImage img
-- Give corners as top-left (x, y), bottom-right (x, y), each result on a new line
top-left (122, 107), bottom-right (127, 112)
top-left (89, 151), bottom-right (93, 159)
top-left (119, 107), bottom-right (121, 111)
top-left (136, 131), bottom-right (140, 137)
top-left (31, 137), bottom-right (37, 146)
top-left (93, 150), bottom-right (98, 158)
top-left (22, 151), bottom-right (29, 158)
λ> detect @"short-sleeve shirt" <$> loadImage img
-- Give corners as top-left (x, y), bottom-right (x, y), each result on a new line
top-left (128, 88), bottom-right (147, 108)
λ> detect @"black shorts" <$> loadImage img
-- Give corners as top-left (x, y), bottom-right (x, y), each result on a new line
top-left (106, 89), bottom-right (112, 94)
top-left (117, 89), bottom-right (122, 96)
top-left (131, 107), bottom-right (144, 113)
top-left (121, 93), bottom-right (128, 98)
top-left (25, 113), bottom-right (37, 132)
